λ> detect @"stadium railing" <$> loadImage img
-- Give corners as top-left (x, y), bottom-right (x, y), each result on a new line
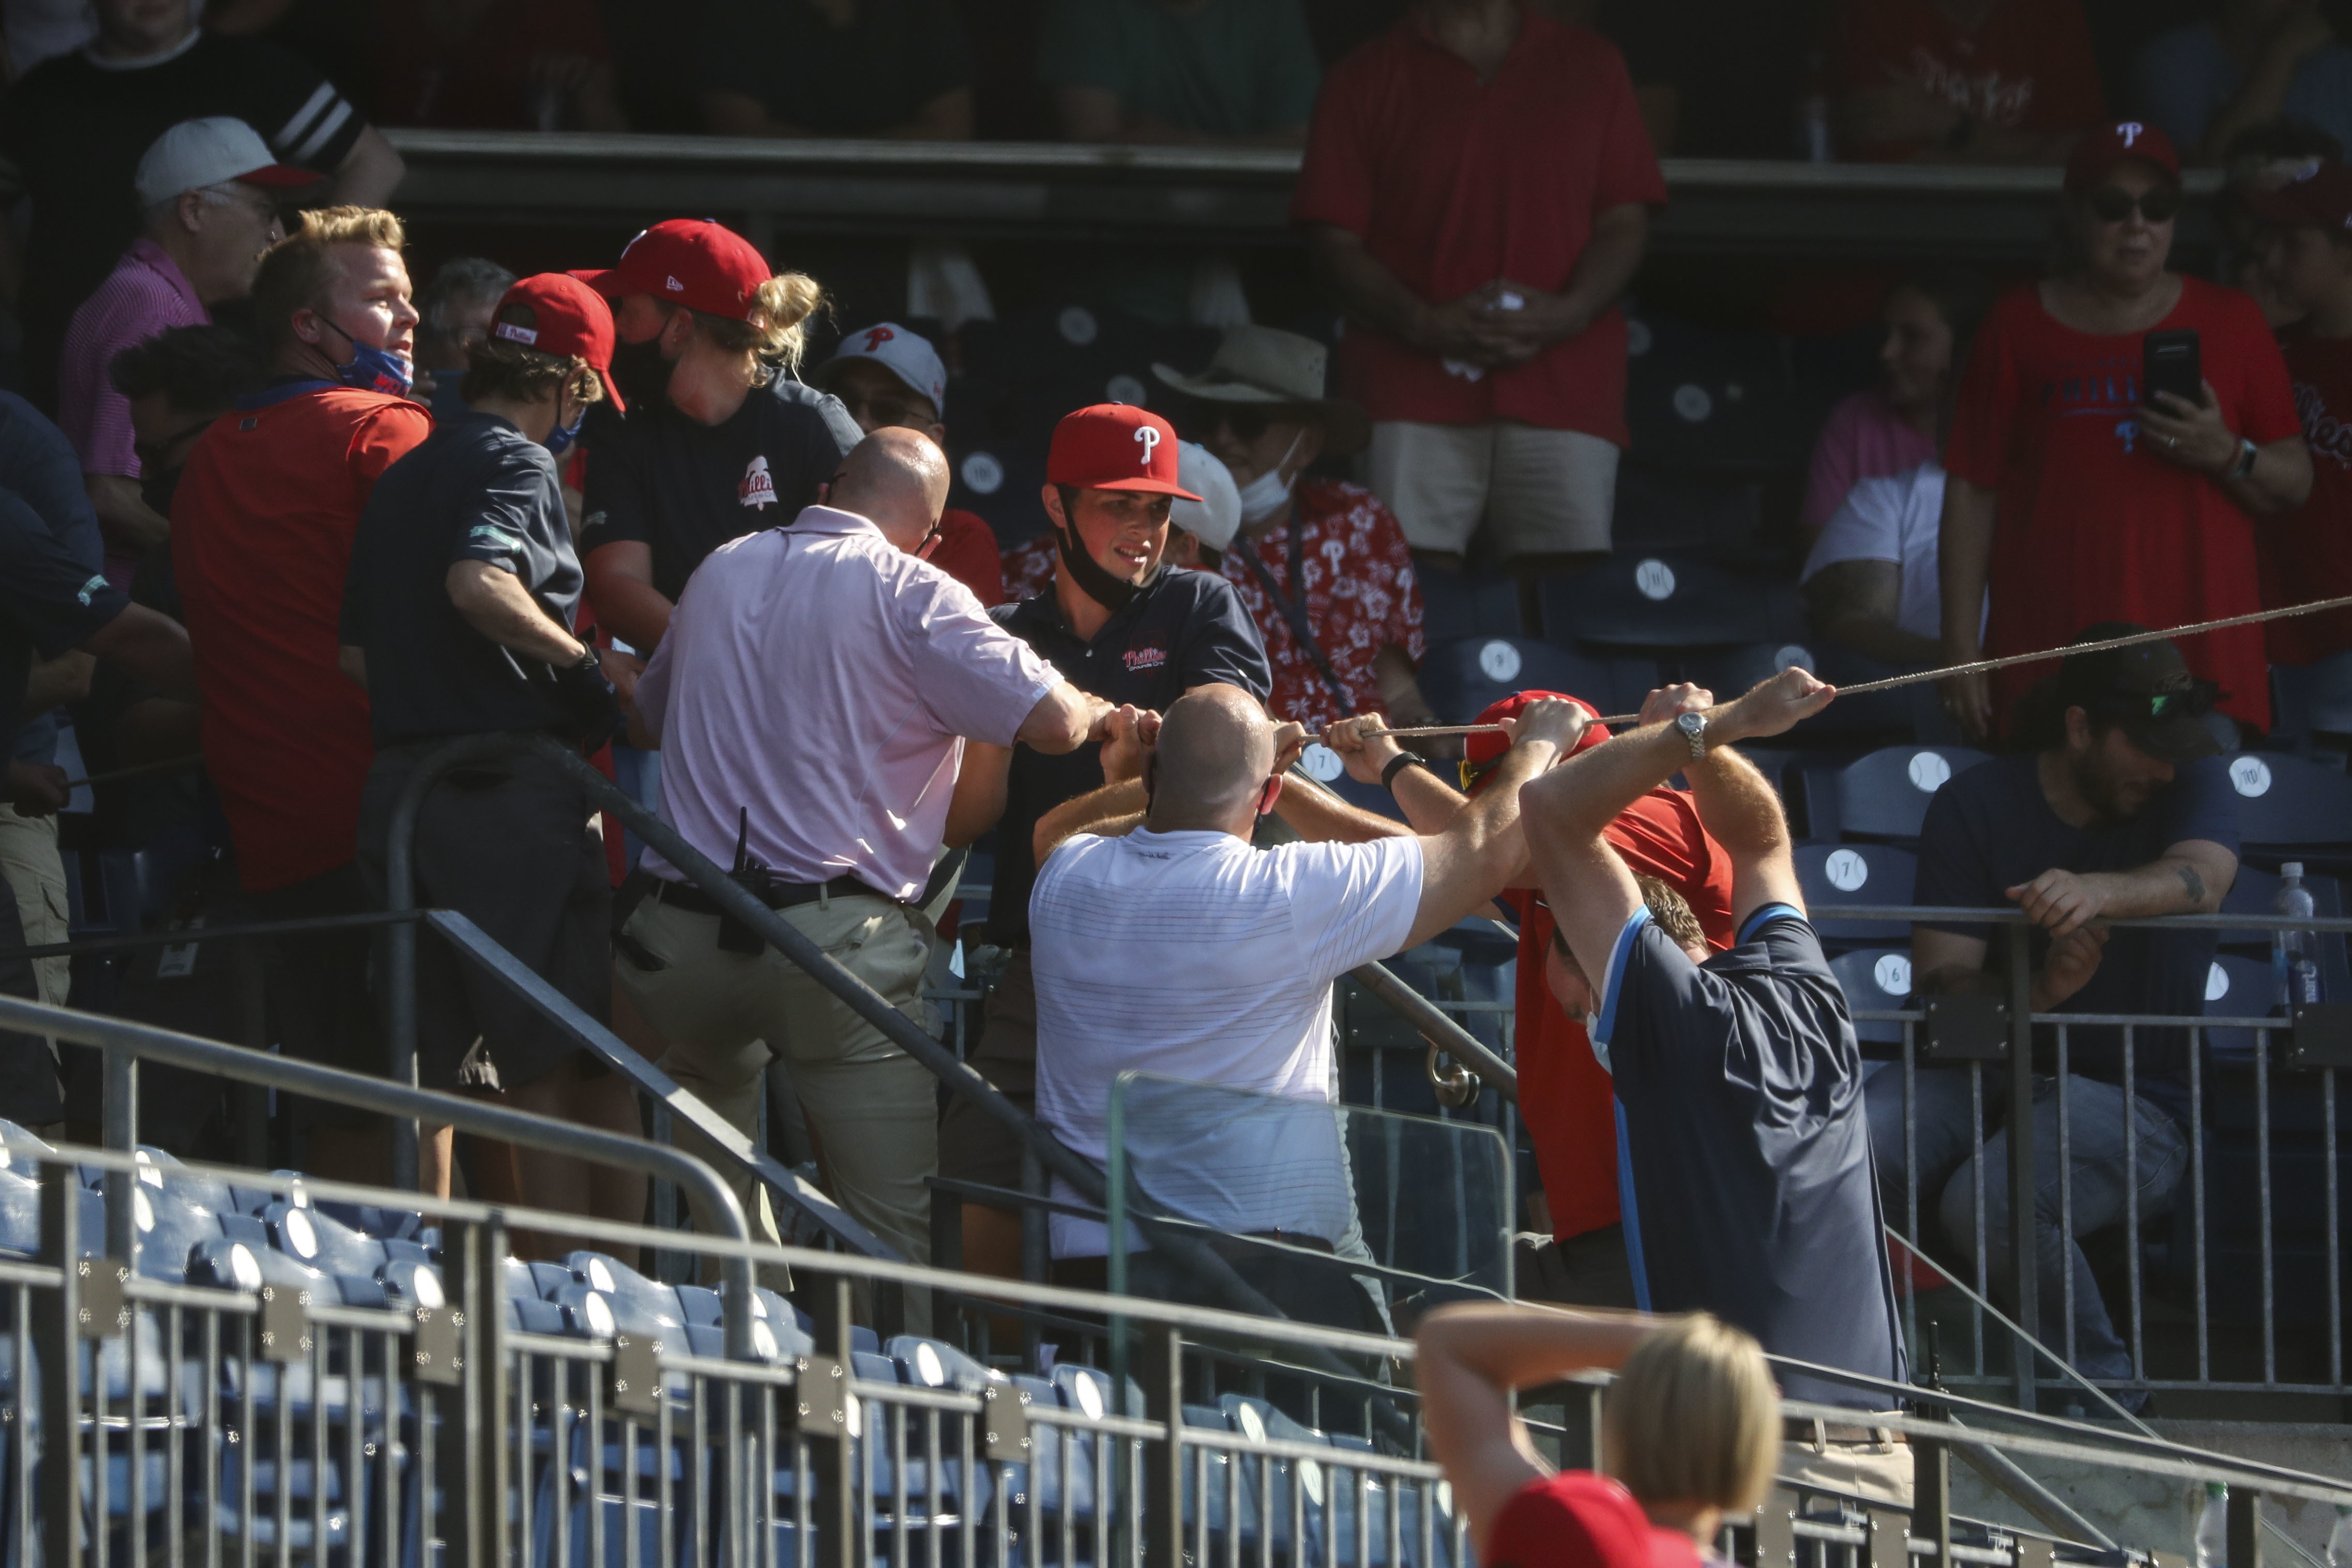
top-left (0, 983), bottom-right (2342, 1568)
top-left (378, 130), bottom-right (2228, 262)
top-left (1813, 901), bottom-right (2352, 1411)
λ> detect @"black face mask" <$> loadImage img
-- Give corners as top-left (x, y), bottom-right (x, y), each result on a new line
top-left (1053, 516), bottom-right (1152, 615)
top-left (606, 337), bottom-right (674, 415)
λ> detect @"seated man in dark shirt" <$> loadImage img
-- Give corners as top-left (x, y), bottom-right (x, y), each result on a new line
top-left (1524, 670), bottom-right (1913, 1503)
top-left (1894, 627), bottom-right (2238, 1399)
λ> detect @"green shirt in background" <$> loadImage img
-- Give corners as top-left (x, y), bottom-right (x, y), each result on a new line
top-left (1036, 0), bottom-right (1322, 139)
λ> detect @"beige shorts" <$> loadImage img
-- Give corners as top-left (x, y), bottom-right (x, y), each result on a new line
top-left (1366, 420), bottom-right (1618, 559)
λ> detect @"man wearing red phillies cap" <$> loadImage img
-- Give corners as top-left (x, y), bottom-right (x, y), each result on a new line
top-left (572, 219), bottom-right (860, 653)
top-left (2247, 163), bottom-right (2352, 685)
top-left (937, 402), bottom-right (1271, 1282)
top-left (342, 273), bottom-right (641, 1220)
top-left (1313, 692), bottom-right (1735, 1305)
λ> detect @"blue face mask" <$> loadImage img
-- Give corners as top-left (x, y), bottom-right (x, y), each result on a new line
top-left (318, 316), bottom-right (414, 397)
top-left (544, 404), bottom-right (585, 457)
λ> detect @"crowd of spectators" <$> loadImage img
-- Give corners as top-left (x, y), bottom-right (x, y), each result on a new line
top-left (2, 0), bottom-right (2352, 1417)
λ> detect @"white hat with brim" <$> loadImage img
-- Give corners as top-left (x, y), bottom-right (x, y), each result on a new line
top-left (1171, 442), bottom-right (1242, 553)
top-left (134, 117), bottom-right (321, 209)
top-left (1151, 323), bottom-right (1369, 459)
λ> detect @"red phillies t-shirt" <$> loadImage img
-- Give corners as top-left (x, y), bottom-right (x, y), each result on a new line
top-left (1827, 0), bottom-right (2106, 161)
top-left (1945, 278), bottom-right (2300, 732)
top-left (1292, 9), bottom-right (1666, 442)
top-left (1513, 788), bottom-right (1736, 1242)
top-left (174, 383), bottom-right (432, 891)
top-left (923, 507), bottom-right (1007, 608)
top-left (2261, 329), bottom-right (2352, 665)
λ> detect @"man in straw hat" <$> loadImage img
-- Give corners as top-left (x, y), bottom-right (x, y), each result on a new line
top-left (1155, 324), bottom-right (1435, 735)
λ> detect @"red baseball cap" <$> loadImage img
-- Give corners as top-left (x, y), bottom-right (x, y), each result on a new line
top-left (1463, 690), bottom-right (1607, 795)
top-left (2066, 120), bottom-right (2181, 194)
top-left (1046, 404), bottom-right (1200, 498)
top-left (2240, 161), bottom-right (2352, 233)
top-left (1485, 1472), bottom-right (1702, 1568)
top-left (489, 273), bottom-right (626, 413)
top-left (570, 219), bottom-right (770, 323)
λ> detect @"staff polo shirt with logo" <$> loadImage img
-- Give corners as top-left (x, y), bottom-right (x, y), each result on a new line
top-left (2260, 327), bottom-right (2352, 665)
top-left (578, 374), bottom-right (861, 607)
top-left (989, 567), bottom-right (1270, 948)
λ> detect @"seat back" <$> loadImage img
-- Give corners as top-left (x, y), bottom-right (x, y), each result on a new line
top-left (1540, 553), bottom-right (1803, 648)
top-left (2223, 752), bottom-right (2352, 851)
top-left (1824, 746), bottom-right (1991, 842)
top-left (1829, 948), bottom-right (1916, 1047)
top-left (1794, 844), bottom-right (1919, 946)
top-left (1416, 637), bottom-right (1652, 726)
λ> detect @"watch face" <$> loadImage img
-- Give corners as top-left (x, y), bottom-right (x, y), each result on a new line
top-left (1678, 712), bottom-right (1703, 734)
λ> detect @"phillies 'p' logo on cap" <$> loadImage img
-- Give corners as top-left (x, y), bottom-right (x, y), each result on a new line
top-left (2118, 120), bottom-right (2144, 145)
top-left (1045, 404), bottom-right (1199, 499)
top-left (862, 326), bottom-right (895, 351)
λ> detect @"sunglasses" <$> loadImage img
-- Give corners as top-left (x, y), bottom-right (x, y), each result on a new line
top-left (1190, 407), bottom-right (1282, 444)
top-left (132, 418), bottom-right (217, 471)
top-left (2088, 680), bottom-right (2220, 723)
top-left (2089, 185), bottom-right (2182, 224)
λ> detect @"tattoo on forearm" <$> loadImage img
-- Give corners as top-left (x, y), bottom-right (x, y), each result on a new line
top-left (2176, 864), bottom-right (2206, 905)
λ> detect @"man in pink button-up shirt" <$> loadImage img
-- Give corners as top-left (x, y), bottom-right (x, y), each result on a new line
top-left (618, 428), bottom-right (1118, 1303)
top-left (59, 117), bottom-right (316, 575)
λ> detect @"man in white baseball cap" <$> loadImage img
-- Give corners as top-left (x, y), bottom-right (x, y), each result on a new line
top-left (60, 117), bottom-right (321, 575)
top-left (813, 321), bottom-right (1009, 605)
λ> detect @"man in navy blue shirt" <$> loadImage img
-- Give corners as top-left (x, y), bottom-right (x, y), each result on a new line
top-left (1898, 628), bottom-right (2239, 1400)
top-left (344, 273), bottom-right (641, 1236)
top-left (1525, 668), bottom-right (1913, 1502)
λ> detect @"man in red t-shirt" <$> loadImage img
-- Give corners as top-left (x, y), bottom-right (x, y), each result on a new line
top-left (2248, 164), bottom-right (2352, 689)
top-left (1826, 0), bottom-right (2107, 163)
top-left (1301, 688), bottom-right (1734, 1304)
top-left (1292, 0), bottom-right (1665, 572)
top-left (810, 320), bottom-right (1004, 606)
top-left (172, 206), bottom-right (428, 1179)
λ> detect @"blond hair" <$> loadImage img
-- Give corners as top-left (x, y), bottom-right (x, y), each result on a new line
top-left (1550, 877), bottom-right (1708, 970)
top-left (1604, 1314), bottom-right (1778, 1513)
top-left (252, 206), bottom-right (407, 354)
top-left (460, 336), bottom-right (608, 409)
top-left (685, 271), bottom-right (825, 382)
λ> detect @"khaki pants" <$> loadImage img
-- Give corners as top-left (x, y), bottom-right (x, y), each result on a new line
top-left (0, 810), bottom-right (68, 1008)
top-left (1365, 419), bottom-right (1618, 559)
top-left (1781, 1421), bottom-right (1915, 1506)
top-left (616, 890), bottom-right (937, 1323)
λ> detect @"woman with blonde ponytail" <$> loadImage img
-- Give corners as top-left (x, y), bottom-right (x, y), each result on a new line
top-left (574, 219), bottom-right (862, 652)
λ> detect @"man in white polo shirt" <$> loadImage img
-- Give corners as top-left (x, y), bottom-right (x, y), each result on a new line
top-left (1028, 683), bottom-right (1584, 1315)
top-left (617, 428), bottom-right (1120, 1286)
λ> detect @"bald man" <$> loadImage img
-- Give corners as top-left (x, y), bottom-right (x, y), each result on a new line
top-left (1026, 685), bottom-right (1587, 1322)
top-left (619, 428), bottom-right (1121, 1301)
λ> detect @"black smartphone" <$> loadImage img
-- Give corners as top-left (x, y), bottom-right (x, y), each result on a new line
top-left (2144, 329), bottom-right (2202, 409)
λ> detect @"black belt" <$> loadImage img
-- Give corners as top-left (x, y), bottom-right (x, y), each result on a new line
top-left (1785, 1416), bottom-right (1907, 1447)
top-left (644, 873), bottom-right (895, 916)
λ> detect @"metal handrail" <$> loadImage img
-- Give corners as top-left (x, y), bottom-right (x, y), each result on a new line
top-left (0, 992), bottom-right (762, 1359)
top-left (1811, 901), bottom-right (2352, 932)
top-left (380, 732), bottom-right (1417, 1410)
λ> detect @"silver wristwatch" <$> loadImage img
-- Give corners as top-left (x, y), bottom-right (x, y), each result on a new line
top-left (1676, 710), bottom-right (1708, 759)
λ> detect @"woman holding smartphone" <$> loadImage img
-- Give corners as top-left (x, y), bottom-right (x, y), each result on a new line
top-left (1937, 121), bottom-right (2311, 742)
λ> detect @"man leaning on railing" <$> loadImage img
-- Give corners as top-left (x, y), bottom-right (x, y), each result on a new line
top-left (1889, 628), bottom-right (2239, 1409)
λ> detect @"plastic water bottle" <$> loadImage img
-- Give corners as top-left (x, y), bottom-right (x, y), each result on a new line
top-left (2273, 863), bottom-right (2324, 1010)
top-left (2196, 1482), bottom-right (2229, 1568)
top-left (2326, 1503), bottom-right (2352, 1568)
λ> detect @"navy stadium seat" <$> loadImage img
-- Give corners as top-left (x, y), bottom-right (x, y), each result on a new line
top-left (1803, 745), bottom-right (1991, 843)
top-left (2218, 752), bottom-right (2352, 856)
top-left (1539, 554), bottom-right (1803, 649)
top-left (1416, 637), bottom-right (1654, 727)
top-left (1829, 949), bottom-right (1916, 1048)
top-left (1606, 466), bottom-right (1766, 554)
top-left (1417, 569), bottom-right (1521, 644)
top-left (1794, 843), bottom-right (1919, 947)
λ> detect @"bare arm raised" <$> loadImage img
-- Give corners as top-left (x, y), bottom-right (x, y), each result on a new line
top-left (1524, 671), bottom-right (1834, 988)
top-left (1401, 698), bottom-right (1586, 949)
